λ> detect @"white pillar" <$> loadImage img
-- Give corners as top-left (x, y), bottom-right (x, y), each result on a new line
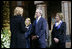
top-left (68, 2), bottom-right (71, 35)
top-left (61, 1), bottom-right (71, 35)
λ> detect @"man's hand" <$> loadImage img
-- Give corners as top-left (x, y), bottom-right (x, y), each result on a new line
top-left (32, 36), bottom-right (37, 40)
top-left (32, 35), bottom-right (38, 40)
top-left (54, 38), bottom-right (59, 43)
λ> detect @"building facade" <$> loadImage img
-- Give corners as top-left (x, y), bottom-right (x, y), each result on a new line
top-left (1, 1), bottom-right (71, 48)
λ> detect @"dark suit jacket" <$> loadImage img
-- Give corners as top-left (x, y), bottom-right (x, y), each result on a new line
top-left (33, 17), bottom-right (47, 48)
top-left (10, 15), bottom-right (27, 48)
top-left (24, 24), bottom-right (33, 48)
top-left (24, 24), bottom-right (33, 39)
top-left (51, 22), bottom-right (66, 48)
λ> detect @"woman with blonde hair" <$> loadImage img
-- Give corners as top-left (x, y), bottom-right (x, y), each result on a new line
top-left (14, 7), bottom-right (23, 16)
top-left (51, 13), bottom-right (66, 48)
top-left (24, 18), bottom-right (32, 48)
top-left (25, 18), bottom-right (31, 27)
top-left (10, 7), bottom-right (27, 48)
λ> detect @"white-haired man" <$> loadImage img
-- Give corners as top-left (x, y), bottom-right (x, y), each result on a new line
top-left (32, 9), bottom-right (48, 48)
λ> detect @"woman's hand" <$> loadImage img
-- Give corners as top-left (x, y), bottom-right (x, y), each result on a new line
top-left (54, 38), bottom-right (59, 43)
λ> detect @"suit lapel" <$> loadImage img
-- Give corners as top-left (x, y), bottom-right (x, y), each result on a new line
top-left (37, 17), bottom-right (42, 25)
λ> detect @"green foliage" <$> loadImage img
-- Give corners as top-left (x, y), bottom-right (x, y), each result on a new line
top-left (1, 28), bottom-right (11, 48)
top-left (1, 1), bottom-right (11, 48)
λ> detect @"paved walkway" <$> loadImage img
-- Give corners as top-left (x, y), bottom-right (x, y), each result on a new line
top-left (66, 42), bottom-right (71, 48)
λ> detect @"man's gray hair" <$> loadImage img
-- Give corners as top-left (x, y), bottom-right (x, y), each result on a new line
top-left (36, 8), bottom-right (43, 15)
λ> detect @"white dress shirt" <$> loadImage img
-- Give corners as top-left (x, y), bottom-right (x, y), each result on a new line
top-left (36, 16), bottom-right (41, 23)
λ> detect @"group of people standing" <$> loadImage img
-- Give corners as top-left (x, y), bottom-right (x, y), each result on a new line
top-left (10, 7), bottom-right (66, 48)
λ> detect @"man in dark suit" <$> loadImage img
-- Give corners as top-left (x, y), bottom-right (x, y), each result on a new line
top-left (32, 9), bottom-right (48, 48)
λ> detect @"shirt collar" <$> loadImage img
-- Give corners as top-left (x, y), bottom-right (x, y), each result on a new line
top-left (37, 16), bottom-right (41, 22)
top-left (55, 20), bottom-right (62, 27)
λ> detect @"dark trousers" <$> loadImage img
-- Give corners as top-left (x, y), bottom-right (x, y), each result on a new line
top-left (51, 42), bottom-right (65, 48)
top-left (31, 39), bottom-right (40, 48)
